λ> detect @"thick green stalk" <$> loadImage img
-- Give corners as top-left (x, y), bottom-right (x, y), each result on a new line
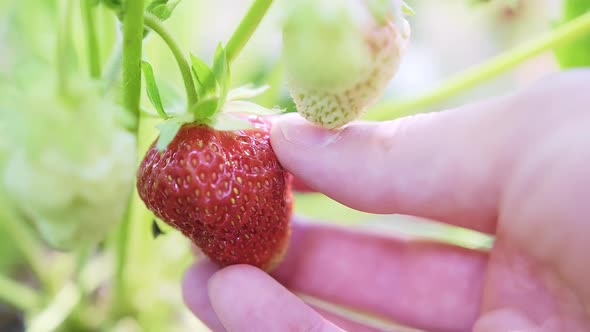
top-left (365, 10), bottom-right (590, 121)
top-left (81, 0), bottom-right (101, 78)
top-left (116, 0), bottom-right (144, 309)
top-left (225, 0), bottom-right (273, 64)
top-left (121, 0), bottom-right (144, 117)
top-left (0, 274), bottom-right (40, 311)
top-left (143, 14), bottom-right (198, 108)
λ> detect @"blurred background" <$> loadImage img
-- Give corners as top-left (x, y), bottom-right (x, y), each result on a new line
top-left (0, 0), bottom-right (574, 331)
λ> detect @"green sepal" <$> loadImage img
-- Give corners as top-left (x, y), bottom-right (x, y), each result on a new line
top-left (139, 107), bottom-right (164, 119)
top-left (141, 61), bottom-right (168, 118)
top-left (212, 44), bottom-right (230, 113)
top-left (227, 84), bottom-right (269, 101)
top-left (190, 53), bottom-right (216, 98)
top-left (151, 219), bottom-right (166, 238)
top-left (146, 0), bottom-right (182, 21)
top-left (155, 113), bottom-right (194, 151)
top-left (190, 46), bottom-right (231, 119)
top-left (208, 113), bottom-right (254, 131)
top-left (191, 97), bottom-right (219, 120)
top-left (223, 100), bottom-right (284, 116)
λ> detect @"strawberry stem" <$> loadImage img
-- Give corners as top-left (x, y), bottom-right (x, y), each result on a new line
top-left (121, 0), bottom-right (144, 118)
top-left (366, 10), bottom-right (590, 121)
top-left (81, 0), bottom-right (101, 79)
top-left (225, 0), bottom-right (274, 64)
top-left (117, 0), bottom-right (144, 313)
top-left (144, 14), bottom-right (199, 110)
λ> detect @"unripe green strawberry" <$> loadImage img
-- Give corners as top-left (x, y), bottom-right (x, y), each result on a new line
top-left (1, 79), bottom-right (136, 250)
top-left (283, 0), bottom-right (412, 129)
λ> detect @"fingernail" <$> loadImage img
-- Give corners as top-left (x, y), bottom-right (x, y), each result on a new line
top-left (275, 114), bottom-right (341, 147)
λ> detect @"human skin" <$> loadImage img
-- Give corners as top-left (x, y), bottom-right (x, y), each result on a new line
top-left (181, 70), bottom-right (590, 332)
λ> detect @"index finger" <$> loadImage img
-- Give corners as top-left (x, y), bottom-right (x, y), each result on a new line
top-left (271, 92), bottom-right (521, 234)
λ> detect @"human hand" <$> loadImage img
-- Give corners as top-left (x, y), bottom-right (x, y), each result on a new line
top-left (182, 70), bottom-right (590, 332)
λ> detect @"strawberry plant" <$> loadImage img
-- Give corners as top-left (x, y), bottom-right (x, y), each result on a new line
top-left (0, 0), bottom-right (589, 331)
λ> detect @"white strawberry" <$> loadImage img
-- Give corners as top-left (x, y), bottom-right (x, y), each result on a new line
top-left (282, 0), bottom-right (412, 129)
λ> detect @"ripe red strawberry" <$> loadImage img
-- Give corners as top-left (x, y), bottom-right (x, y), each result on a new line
top-left (137, 118), bottom-right (293, 272)
top-left (249, 115), bottom-right (316, 193)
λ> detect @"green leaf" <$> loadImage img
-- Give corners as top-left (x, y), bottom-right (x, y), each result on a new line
top-left (227, 84), bottom-right (270, 101)
top-left (190, 53), bottom-right (216, 98)
top-left (553, 0), bottom-right (590, 68)
top-left (151, 219), bottom-right (166, 238)
top-left (155, 117), bottom-right (184, 151)
top-left (190, 97), bottom-right (219, 120)
top-left (212, 44), bottom-right (230, 112)
top-left (223, 101), bottom-right (284, 116)
top-left (146, 0), bottom-right (182, 21)
top-left (209, 113), bottom-right (254, 131)
top-left (141, 61), bottom-right (168, 118)
top-left (213, 44), bottom-right (230, 92)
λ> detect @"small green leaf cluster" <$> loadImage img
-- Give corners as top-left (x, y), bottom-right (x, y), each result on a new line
top-left (146, 0), bottom-right (182, 21)
top-left (143, 40), bottom-right (281, 151)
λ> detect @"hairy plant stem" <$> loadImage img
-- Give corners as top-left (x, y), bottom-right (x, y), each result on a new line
top-left (143, 13), bottom-right (198, 109)
top-left (225, 0), bottom-right (273, 64)
top-left (0, 274), bottom-right (41, 311)
top-left (81, 0), bottom-right (101, 78)
top-left (365, 10), bottom-right (590, 121)
top-left (200, 0), bottom-right (274, 94)
top-left (116, 0), bottom-right (144, 312)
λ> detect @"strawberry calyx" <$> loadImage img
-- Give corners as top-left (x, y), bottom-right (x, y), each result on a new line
top-left (142, 43), bottom-right (283, 152)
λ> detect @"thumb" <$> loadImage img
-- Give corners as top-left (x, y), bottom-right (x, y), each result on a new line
top-left (208, 265), bottom-right (343, 332)
top-left (270, 102), bottom-right (512, 235)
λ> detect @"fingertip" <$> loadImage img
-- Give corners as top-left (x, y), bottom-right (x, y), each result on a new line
top-left (182, 260), bottom-right (225, 331)
top-left (207, 264), bottom-right (265, 309)
top-left (207, 264), bottom-right (340, 331)
top-left (270, 113), bottom-right (342, 150)
top-left (182, 260), bottom-right (218, 306)
top-left (270, 106), bottom-right (502, 233)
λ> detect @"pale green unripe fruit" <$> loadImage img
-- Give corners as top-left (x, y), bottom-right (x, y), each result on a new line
top-left (283, 0), bottom-right (373, 91)
top-left (2, 80), bottom-right (136, 250)
top-left (282, 0), bottom-right (411, 129)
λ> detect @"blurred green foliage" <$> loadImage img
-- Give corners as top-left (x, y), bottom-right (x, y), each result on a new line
top-left (2, 0), bottom-right (586, 331)
top-left (554, 0), bottom-right (590, 67)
